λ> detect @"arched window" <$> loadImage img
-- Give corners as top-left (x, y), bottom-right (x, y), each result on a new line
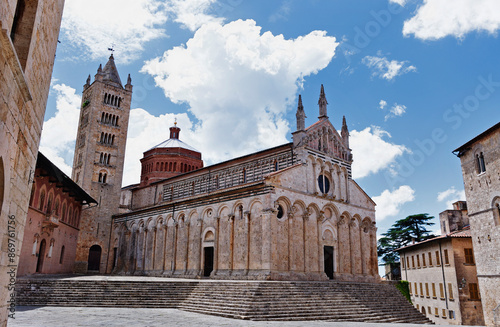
top-left (102, 174), bottom-right (107, 183)
top-left (100, 132), bottom-right (104, 143)
top-left (38, 190), bottom-right (45, 211)
top-left (107, 155), bottom-right (110, 165)
top-left (111, 135), bottom-right (115, 145)
top-left (115, 117), bottom-right (119, 126)
top-left (118, 98), bottom-right (121, 108)
top-left (29, 182), bottom-right (36, 207)
top-left (169, 162), bottom-right (172, 171)
top-left (479, 152), bottom-right (486, 173)
top-left (98, 173), bottom-right (103, 183)
top-left (46, 193), bottom-right (53, 214)
top-left (59, 245), bottom-right (65, 264)
top-left (55, 199), bottom-right (60, 216)
top-left (101, 112), bottom-right (105, 122)
top-left (62, 203), bottom-right (67, 222)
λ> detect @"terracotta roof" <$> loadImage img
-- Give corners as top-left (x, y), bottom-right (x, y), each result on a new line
top-left (37, 152), bottom-right (97, 205)
top-left (396, 226), bottom-right (471, 252)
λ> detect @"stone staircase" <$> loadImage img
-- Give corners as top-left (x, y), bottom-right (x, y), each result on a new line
top-left (15, 277), bottom-right (432, 324)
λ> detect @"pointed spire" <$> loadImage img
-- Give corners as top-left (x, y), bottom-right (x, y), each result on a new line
top-left (86, 74), bottom-right (91, 85)
top-left (341, 115), bottom-right (349, 148)
top-left (318, 84), bottom-right (328, 119)
top-left (296, 95), bottom-right (306, 131)
top-left (102, 54), bottom-right (123, 87)
top-left (97, 64), bottom-right (102, 74)
top-left (126, 74), bottom-right (132, 85)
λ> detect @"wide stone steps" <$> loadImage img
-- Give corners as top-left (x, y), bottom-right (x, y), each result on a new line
top-left (15, 278), bottom-right (433, 324)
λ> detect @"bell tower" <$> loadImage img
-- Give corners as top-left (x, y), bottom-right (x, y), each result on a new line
top-left (71, 54), bottom-right (132, 273)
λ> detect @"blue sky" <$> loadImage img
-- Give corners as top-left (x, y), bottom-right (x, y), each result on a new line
top-left (41, 0), bottom-right (500, 243)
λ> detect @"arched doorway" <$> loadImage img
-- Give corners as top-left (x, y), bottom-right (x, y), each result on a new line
top-left (324, 246), bottom-right (334, 279)
top-left (88, 245), bottom-right (102, 271)
top-left (36, 239), bottom-right (46, 273)
top-left (203, 247), bottom-right (214, 277)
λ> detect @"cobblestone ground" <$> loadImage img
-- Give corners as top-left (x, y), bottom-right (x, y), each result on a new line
top-left (7, 307), bottom-right (459, 327)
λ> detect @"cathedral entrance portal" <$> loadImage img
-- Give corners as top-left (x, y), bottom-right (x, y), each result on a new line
top-left (88, 245), bottom-right (102, 271)
top-left (324, 246), bottom-right (334, 279)
top-left (203, 246), bottom-right (214, 277)
top-left (36, 239), bottom-right (46, 273)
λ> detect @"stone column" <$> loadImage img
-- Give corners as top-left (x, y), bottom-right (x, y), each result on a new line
top-left (162, 223), bottom-right (168, 272)
top-left (184, 218), bottom-right (190, 274)
top-left (261, 209), bottom-right (273, 273)
top-left (244, 211), bottom-right (251, 275)
top-left (151, 226), bottom-right (157, 272)
top-left (213, 216), bottom-right (220, 275)
top-left (228, 213), bottom-right (235, 273)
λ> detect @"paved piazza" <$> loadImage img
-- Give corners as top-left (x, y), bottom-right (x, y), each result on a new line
top-left (8, 306), bottom-right (473, 327)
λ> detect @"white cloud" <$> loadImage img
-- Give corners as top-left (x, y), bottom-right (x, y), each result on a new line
top-left (402, 0), bottom-right (500, 40)
top-left (39, 84), bottom-right (81, 176)
top-left (142, 19), bottom-right (338, 165)
top-left (168, 0), bottom-right (224, 31)
top-left (389, 0), bottom-right (407, 5)
top-left (373, 185), bottom-right (416, 221)
top-left (379, 99), bottom-right (387, 110)
top-left (385, 103), bottom-right (407, 121)
top-left (362, 55), bottom-right (416, 80)
top-left (350, 126), bottom-right (409, 179)
top-left (61, 0), bottom-right (168, 63)
top-left (437, 186), bottom-right (466, 209)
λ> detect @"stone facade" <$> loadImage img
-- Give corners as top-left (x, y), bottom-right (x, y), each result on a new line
top-left (17, 153), bottom-right (96, 276)
top-left (111, 87), bottom-right (379, 282)
top-left (398, 222), bottom-right (485, 325)
top-left (71, 56), bottom-right (132, 273)
top-left (0, 0), bottom-right (64, 325)
top-left (453, 122), bottom-right (500, 327)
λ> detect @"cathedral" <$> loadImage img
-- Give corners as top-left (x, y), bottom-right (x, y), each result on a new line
top-left (73, 56), bottom-right (379, 281)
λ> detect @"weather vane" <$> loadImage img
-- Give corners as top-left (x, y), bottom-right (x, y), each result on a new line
top-left (108, 43), bottom-right (115, 55)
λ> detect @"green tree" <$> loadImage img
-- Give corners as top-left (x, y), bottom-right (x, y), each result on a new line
top-left (378, 213), bottom-right (436, 264)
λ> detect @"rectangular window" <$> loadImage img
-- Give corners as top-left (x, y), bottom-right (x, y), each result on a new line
top-left (420, 283), bottom-right (423, 297)
top-left (464, 248), bottom-right (475, 264)
top-left (425, 283), bottom-right (429, 297)
top-left (416, 304), bottom-right (420, 310)
top-left (415, 282), bottom-right (418, 295)
top-left (422, 254), bottom-right (426, 267)
top-left (469, 283), bottom-right (480, 300)
top-left (412, 256), bottom-right (415, 268)
top-left (417, 254), bottom-right (420, 268)
top-left (444, 249), bottom-right (449, 265)
top-left (449, 310), bottom-right (455, 320)
top-left (448, 283), bottom-right (454, 300)
top-left (407, 256), bottom-right (410, 268)
top-left (409, 282), bottom-right (412, 295)
top-left (401, 257), bottom-right (405, 269)
top-left (432, 283), bottom-right (436, 298)
top-left (428, 252), bottom-right (433, 266)
top-left (435, 307), bottom-right (439, 317)
top-left (428, 306), bottom-right (431, 316)
top-left (442, 309), bottom-right (447, 318)
top-left (436, 250), bottom-right (441, 266)
top-left (439, 283), bottom-right (444, 299)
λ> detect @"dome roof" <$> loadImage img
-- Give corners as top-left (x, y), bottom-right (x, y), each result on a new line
top-left (148, 138), bottom-right (200, 152)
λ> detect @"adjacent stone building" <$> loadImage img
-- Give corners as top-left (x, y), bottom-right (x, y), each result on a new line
top-left (71, 55), bottom-right (132, 273)
top-left (453, 122), bottom-right (500, 327)
top-left (398, 201), bottom-right (485, 325)
top-left (110, 87), bottom-right (379, 281)
top-left (17, 153), bottom-right (96, 276)
top-left (0, 0), bottom-right (64, 324)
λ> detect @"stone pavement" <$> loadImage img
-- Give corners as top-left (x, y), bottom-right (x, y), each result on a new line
top-left (8, 306), bottom-right (466, 327)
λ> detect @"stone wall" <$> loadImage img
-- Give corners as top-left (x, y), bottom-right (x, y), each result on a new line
top-left (456, 124), bottom-right (500, 326)
top-left (0, 0), bottom-right (64, 325)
